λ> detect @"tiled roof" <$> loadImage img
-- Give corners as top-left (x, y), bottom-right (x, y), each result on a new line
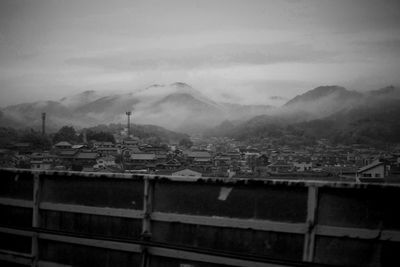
top-left (55, 141), bottom-right (72, 147)
top-left (188, 151), bottom-right (211, 158)
top-left (130, 153), bottom-right (156, 160)
top-left (76, 152), bottom-right (98, 159)
top-left (358, 160), bottom-right (384, 173)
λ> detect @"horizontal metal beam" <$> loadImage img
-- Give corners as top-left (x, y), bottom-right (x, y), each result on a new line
top-left (0, 226), bottom-right (305, 267)
top-left (0, 249), bottom-right (32, 266)
top-left (148, 247), bottom-right (292, 267)
top-left (0, 226), bottom-right (34, 237)
top-left (3, 167), bottom-right (400, 189)
top-left (381, 230), bottom-right (400, 242)
top-left (152, 212), bottom-right (307, 234)
top-left (40, 202), bottom-right (143, 219)
top-left (38, 260), bottom-right (73, 267)
top-left (0, 197), bottom-right (33, 208)
top-left (39, 233), bottom-right (142, 253)
top-left (316, 225), bottom-right (400, 241)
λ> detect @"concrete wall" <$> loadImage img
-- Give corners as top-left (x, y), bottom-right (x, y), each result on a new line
top-left (0, 168), bottom-right (399, 267)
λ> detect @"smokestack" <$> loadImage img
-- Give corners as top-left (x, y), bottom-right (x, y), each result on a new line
top-left (41, 113), bottom-right (46, 135)
top-left (126, 111), bottom-right (132, 137)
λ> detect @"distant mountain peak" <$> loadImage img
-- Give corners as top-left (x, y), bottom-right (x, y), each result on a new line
top-left (285, 85), bottom-right (359, 106)
top-left (369, 85), bottom-right (400, 96)
top-left (170, 82), bottom-right (191, 88)
top-left (297, 85), bottom-right (347, 97)
top-left (146, 84), bottom-right (164, 89)
top-left (59, 89), bottom-right (101, 108)
top-left (81, 90), bottom-right (96, 95)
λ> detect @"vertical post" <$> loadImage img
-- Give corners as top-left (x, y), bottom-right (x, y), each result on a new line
top-left (32, 173), bottom-right (41, 267)
top-left (303, 186), bottom-right (318, 262)
top-left (141, 177), bottom-right (153, 267)
top-left (41, 113), bottom-right (46, 136)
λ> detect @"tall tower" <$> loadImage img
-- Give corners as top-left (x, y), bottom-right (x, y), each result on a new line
top-left (41, 113), bottom-right (46, 135)
top-left (126, 111), bottom-right (132, 137)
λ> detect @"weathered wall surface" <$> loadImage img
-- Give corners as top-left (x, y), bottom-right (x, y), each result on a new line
top-left (0, 169), bottom-right (399, 267)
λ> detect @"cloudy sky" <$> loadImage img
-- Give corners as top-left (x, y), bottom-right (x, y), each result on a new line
top-left (0, 0), bottom-right (400, 106)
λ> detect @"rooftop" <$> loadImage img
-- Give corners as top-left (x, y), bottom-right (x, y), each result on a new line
top-left (130, 153), bottom-right (156, 160)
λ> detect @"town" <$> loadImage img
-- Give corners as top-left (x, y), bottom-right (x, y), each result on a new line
top-left (1, 113), bottom-right (399, 183)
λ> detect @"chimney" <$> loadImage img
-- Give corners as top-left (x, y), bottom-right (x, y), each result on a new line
top-left (126, 111), bottom-right (132, 137)
top-left (41, 113), bottom-right (46, 135)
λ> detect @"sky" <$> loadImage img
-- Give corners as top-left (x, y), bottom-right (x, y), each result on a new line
top-left (0, 0), bottom-right (400, 107)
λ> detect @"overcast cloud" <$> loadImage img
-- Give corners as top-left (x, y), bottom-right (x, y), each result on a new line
top-left (0, 0), bottom-right (400, 106)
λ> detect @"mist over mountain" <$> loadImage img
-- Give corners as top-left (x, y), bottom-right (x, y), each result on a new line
top-left (206, 85), bottom-right (400, 145)
top-left (0, 82), bottom-right (273, 133)
top-left (1, 82), bottom-right (399, 144)
top-left (279, 86), bottom-right (362, 119)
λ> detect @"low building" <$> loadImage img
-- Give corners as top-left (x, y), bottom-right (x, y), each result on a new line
top-left (93, 142), bottom-right (114, 148)
top-left (54, 141), bottom-right (72, 150)
top-left (73, 152), bottom-right (99, 169)
top-left (268, 161), bottom-right (294, 173)
top-left (127, 153), bottom-right (157, 170)
top-left (96, 147), bottom-right (119, 157)
top-left (29, 152), bottom-right (54, 170)
top-left (293, 161), bottom-right (313, 172)
top-left (356, 159), bottom-right (389, 182)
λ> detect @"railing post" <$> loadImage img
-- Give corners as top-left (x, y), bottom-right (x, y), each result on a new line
top-left (141, 177), bottom-right (154, 267)
top-left (303, 185), bottom-right (318, 262)
top-left (32, 173), bottom-right (41, 267)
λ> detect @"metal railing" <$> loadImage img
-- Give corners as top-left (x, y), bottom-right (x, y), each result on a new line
top-left (1, 168), bottom-right (399, 267)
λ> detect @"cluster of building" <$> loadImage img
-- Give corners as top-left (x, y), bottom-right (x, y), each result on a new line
top-left (1, 135), bottom-right (400, 182)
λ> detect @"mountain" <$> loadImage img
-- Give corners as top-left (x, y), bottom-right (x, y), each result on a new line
top-left (2, 83), bottom-right (398, 143)
top-left (0, 101), bottom-right (76, 131)
top-left (0, 82), bottom-right (272, 133)
top-left (220, 103), bottom-right (273, 120)
top-left (136, 92), bottom-right (226, 132)
top-left (282, 86), bottom-right (362, 119)
top-left (368, 85), bottom-right (400, 98)
top-left (60, 90), bottom-right (103, 108)
top-left (206, 85), bottom-right (400, 145)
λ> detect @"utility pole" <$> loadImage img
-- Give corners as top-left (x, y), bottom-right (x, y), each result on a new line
top-left (41, 113), bottom-right (46, 135)
top-left (126, 111), bottom-right (132, 137)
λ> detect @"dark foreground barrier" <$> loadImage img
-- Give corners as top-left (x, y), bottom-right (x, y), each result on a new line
top-left (0, 168), bottom-right (399, 267)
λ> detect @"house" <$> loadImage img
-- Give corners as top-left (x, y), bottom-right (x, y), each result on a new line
top-left (96, 147), bottom-right (119, 157)
top-left (29, 152), bottom-right (54, 170)
top-left (54, 141), bottom-right (72, 149)
top-left (268, 161), bottom-right (294, 173)
top-left (293, 161), bottom-right (313, 172)
top-left (73, 152), bottom-right (99, 168)
top-left (71, 144), bottom-right (87, 150)
top-left (127, 153), bottom-right (157, 170)
top-left (55, 149), bottom-right (79, 168)
top-left (93, 142), bottom-right (114, 148)
top-left (141, 145), bottom-right (168, 155)
top-left (225, 152), bottom-right (241, 161)
top-left (159, 158), bottom-right (182, 170)
top-left (187, 151), bottom-right (211, 161)
top-left (123, 138), bottom-right (140, 148)
top-left (356, 159), bottom-right (389, 182)
top-left (186, 151), bottom-right (212, 171)
top-left (172, 168), bottom-right (202, 178)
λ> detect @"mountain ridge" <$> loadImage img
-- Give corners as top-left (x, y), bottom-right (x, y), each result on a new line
top-left (1, 83), bottom-right (399, 141)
